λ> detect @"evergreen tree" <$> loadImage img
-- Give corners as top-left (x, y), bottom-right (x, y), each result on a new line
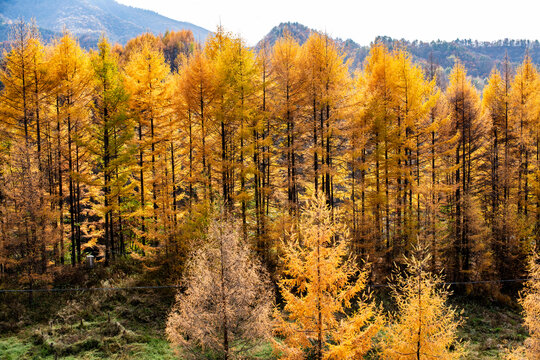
top-left (87, 37), bottom-right (133, 264)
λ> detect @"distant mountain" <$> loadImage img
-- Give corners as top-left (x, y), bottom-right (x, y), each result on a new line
top-left (258, 22), bottom-right (312, 47)
top-left (257, 22), bottom-right (369, 72)
top-left (0, 0), bottom-right (211, 47)
top-left (377, 36), bottom-right (540, 85)
top-left (258, 22), bottom-right (540, 85)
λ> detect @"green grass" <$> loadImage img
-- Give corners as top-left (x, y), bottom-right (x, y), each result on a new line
top-left (0, 327), bottom-right (276, 360)
top-left (0, 336), bottom-right (32, 360)
top-left (454, 296), bottom-right (527, 359)
top-left (127, 338), bottom-right (177, 360)
top-left (0, 326), bottom-right (177, 359)
top-left (0, 261), bottom-right (529, 359)
top-left (251, 342), bottom-right (276, 359)
top-left (0, 299), bottom-right (526, 360)
top-left (0, 260), bottom-right (181, 359)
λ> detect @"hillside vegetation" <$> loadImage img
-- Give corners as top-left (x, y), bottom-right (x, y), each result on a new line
top-left (0, 0), bottom-right (210, 48)
top-left (1, 19), bottom-right (540, 359)
top-left (259, 22), bottom-right (540, 84)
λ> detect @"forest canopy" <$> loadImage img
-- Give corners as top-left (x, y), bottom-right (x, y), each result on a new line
top-left (1, 19), bottom-right (540, 359)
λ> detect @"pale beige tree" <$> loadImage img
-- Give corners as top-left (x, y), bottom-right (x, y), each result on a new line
top-left (508, 251), bottom-right (540, 359)
top-left (166, 213), bottom-right (273, 360)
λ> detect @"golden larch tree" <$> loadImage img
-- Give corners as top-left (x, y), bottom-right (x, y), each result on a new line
top-left (445, 60), bottom-right (492, 283)
top-left (274, 195), bottom-right (382, 360)
top-left (49, 31), bottom-right (93, 265)
top-left (382, 246), bottom-right (465, 360)
top-left (271, 33), bottom-right (304, 215)
top-left (124, 38), bottom-right (172, 253)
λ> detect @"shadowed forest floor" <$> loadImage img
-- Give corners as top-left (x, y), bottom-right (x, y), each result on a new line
top-left (0, 260), bottom-right (528, 359)
top-left (455, 298), bottom-right (527, 359)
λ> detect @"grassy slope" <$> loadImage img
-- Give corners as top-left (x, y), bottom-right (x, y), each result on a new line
top-left (0, 262), bottom-right (528, 359)
top-left (456, 297), bottom-right (527, 359)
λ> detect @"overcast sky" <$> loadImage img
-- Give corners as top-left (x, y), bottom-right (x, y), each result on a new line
top-left (116, 0), bottom-right (540, 46)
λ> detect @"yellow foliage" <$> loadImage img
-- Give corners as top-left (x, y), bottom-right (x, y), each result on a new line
top-left (382, 247), bottom-right (465, 359)
top-left (273, 195), bottom-right (382, 359)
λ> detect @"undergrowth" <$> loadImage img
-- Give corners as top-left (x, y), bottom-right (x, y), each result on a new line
top-left (0, 259), bottom-right (528, 359)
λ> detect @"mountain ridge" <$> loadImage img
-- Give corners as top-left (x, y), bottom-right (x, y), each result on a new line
top-left (0, 0), bottom-right (211, 47)
top-left (259, 22), bottom-right (540, 83)
top-left (1, 1), bottom-right (540, 84)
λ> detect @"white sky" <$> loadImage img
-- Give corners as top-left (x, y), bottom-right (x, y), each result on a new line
top-left (116, 0), bottom-right (540, 46)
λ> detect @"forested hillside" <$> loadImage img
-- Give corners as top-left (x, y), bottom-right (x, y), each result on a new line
top-left (0, 0), bottom-right (210, 48)
top-left (261, 22), bottom-right (540, 85)
top-left (1, 20), bottom-right (540, 359)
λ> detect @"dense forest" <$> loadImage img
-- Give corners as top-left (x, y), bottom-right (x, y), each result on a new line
top-left (260, 22), bottom-right (540, 85)
top-left (1, 19), bottom-right (540, 359)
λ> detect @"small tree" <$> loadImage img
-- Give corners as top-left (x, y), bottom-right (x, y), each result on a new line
top-left (510, 251), bottom-right (540, 359)
top-left (382, 246), bottom-right (465, 360)
top-left (0, 142), bottom-right (57, 301)
top-left (166, 214), bottom-right (273, 360)
top-left (273, 195), bottom-right (382, 360)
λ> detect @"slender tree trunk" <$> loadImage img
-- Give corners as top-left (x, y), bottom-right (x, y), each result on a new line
top-left (113, 125), bottom-right (124, 257)
top-left (286, 81), bottom-right (295, 214)
top-left (397, 115), bottom-right (403, 251)
top-left (56, 97), bottom-right (65, 265)
top-left (316, 228), bottom-right (323, 360)
top-left (138, 120), bottom-right (146, 250)
top-left (313, 97), bottom-right (319, 196)
top-left (170, 141), bottom-right (177, 226)
top-left (221, 114), bottom-right (228, 205)
top-left (253, 123), bottom-right (261, 249)
top-left (431, 114), bottom-right (436, 268)
top-left (200, 85), bottom-right (208, 201)
top-left (375, 131), bottom-right (381, 248)
top-left (67, 111), bottom-right (76, 265)
top-left (75, 141), bottom-right (82, 264)
top-left (33, 63), bottom-right (42, 171)
top-left (104, 103), bottom-right (111, 265)
top-left (416, 266), bottom-right (422, 360)
top-left (325, 102), bottom-right (332, 209)
top-left (361, 148), bottom-right (366, 255)
top-left (188, 110), bottom-right (193, 213)
top-left (416, 134), bottom-right (421, 228)
top-left (150, 113), bottom-right (157, 223)
top-left (240, 89), bottom-right (247, 240)
top-left (385, 135), bottom-right (390, 250)
top-left (219, 233), bottom-right (229, 360)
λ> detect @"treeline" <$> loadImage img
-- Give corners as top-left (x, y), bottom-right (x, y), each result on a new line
top-left (0, 20), bottom-right (539, 294)
top-left (260, 23), bottom-right (540, 81)
top-left (377, 36), bottom-right (540, 79)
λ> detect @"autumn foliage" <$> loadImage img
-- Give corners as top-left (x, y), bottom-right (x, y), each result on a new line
top-left (273, 196), bottom-right (382, 359)
top-left (166, 214), bottom-right (273, 360)
top-left (382, 247), bottom-right (465, 359)
top-left (1, 18), bottom-right (540, 358)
